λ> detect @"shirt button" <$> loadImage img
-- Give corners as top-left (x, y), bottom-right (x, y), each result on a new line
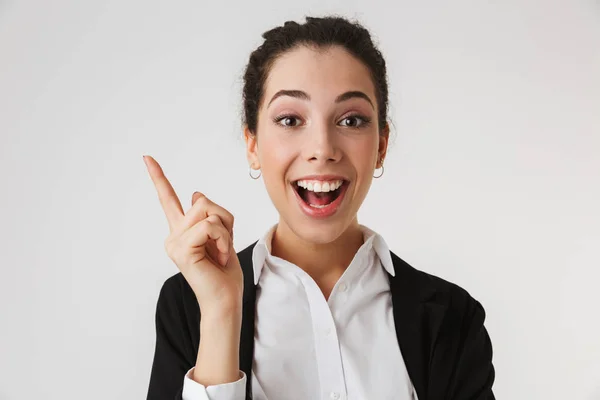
top-left (325, 327), bottom-right (333, 336)
top-left (330, 392), bottom-right (340, 400)
top-left (338, 283), bottom-right (348, 292)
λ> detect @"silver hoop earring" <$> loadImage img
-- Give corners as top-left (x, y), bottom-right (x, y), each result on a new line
top-left (249, 166), bottom-right (261, 180)
top-left (373, 164), bottom-right (384, 179)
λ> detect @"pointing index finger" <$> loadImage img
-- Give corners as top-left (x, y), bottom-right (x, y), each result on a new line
top-left (143, 155), bottom-right (184, 231)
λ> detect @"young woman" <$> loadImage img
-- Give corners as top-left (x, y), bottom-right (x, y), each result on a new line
top-left (144, 15), bottom-right (495, 400)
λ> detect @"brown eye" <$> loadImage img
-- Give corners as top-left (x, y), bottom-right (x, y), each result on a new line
top-left (274, 115), bottom-right (301, 128)
top-left (339, 115), bottom-right (370, 128)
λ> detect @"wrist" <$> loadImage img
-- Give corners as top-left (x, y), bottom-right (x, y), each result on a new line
top-left (200, 303), bottom-right (242, 327)
top-left (198, 289), bottom-right (243, 321)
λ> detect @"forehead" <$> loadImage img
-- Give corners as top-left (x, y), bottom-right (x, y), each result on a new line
top-left (262, 45), bottom-right (376, 106)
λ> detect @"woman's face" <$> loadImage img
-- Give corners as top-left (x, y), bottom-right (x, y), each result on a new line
top-left (245, 45), bottom-right (388, 244)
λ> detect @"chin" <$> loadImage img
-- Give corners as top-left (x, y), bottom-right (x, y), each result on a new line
top-left (288, 215), bottom-right (354, 245)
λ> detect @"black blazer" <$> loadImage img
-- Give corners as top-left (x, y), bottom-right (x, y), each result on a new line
top-left (147, 240), bottom-right (495, 400)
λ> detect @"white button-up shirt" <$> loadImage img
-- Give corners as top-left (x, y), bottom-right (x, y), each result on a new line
top-left (182, 224), bottom-right (418, 400)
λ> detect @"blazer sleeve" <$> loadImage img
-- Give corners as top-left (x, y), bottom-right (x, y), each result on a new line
top-left (146, 275), bottom-right (197, 400)
top-left (447, 296), bottom-right (496, 400)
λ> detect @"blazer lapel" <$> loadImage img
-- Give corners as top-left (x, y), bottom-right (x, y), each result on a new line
top-left (238, 241), bottom-right (258, 400)
top-left (388, 250), bottom-right (448, 400)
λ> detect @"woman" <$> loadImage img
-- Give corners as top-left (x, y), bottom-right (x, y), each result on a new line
top-left (144, 15), bottom-right (495, 400)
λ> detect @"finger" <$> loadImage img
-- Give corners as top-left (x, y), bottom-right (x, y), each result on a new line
top-left (200, 215), bottom-right (231, 268)
top-left (182, 215), bottom-right (231, 266)
top-left (192, 191), bottom-right (203, 207)
top-left (143, 155), bottom-right (184, 231)
top-left (191, 191), bottom-right (231, 236)
top-left (183, 192), bottom-right (234, 237)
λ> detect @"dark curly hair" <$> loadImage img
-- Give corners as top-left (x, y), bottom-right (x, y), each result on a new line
top-left (242, 15), bottom-right (390, 135)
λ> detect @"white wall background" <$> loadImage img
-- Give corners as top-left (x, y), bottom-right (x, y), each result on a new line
top-left (1, 0), bottom-right (598, 399)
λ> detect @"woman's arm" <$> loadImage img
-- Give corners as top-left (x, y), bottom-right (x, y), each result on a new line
top-left (429, 292), bottom-right (495, 400)
top-left (144, 156), bottom-right (246, 399)
top-left (193, 301), bottom-right (243, 385)
top-left (146, 275), bottom-right (247, 400)
top-left (449, 297), bottom-right (495, 399)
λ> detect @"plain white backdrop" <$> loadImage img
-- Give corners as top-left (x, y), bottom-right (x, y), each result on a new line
top-left (0, 0), bottom-right (599, 399)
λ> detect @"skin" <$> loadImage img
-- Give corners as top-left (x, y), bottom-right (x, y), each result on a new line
top-left (245, 44), bottom-right (389, 298)
top-left (144, 43), bottom-right (389, 386)
top-left (144, 156), bottom-right (243, 386)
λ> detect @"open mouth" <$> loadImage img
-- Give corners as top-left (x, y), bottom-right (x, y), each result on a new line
top-left (294, 180), bottom-right (346, 207)
top-left (291, 179), bottom-right (350, 218)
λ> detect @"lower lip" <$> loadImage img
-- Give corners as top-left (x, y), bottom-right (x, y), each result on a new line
top-left (292, 181), bottom-right (349, 219)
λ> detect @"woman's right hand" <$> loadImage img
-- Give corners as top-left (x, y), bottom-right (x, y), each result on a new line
top-left (143, 155), bottom-right (243, 317)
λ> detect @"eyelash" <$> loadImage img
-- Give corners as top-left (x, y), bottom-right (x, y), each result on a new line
top-left (272, 114), bottom-right (372, 130)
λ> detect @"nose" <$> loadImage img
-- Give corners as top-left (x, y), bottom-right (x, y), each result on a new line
top-left (303, 123), bottom-right (341, 164)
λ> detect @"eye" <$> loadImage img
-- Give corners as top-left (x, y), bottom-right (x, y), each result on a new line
top-left (339, 114), bottom-right (371, 128)
top-left (273, 115), bottom-right (302, 128)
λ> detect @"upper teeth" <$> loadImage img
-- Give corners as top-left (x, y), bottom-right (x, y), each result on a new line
top-left (296, 179), bottom-right (343, 192)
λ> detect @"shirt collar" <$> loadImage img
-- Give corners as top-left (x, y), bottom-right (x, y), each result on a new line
top-left (251, 223), bottom-right (395, 285)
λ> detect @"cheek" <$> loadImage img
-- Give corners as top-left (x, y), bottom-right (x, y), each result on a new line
top-left (257, 135), bottom-right (296, 179)
top-left (350, 140), bottom-right (378, 170)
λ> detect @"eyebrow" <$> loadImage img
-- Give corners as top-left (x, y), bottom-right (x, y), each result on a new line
top-left (266, 89), bottom-right (375, 110)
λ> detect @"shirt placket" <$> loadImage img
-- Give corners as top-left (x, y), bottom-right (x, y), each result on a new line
top-left (300, 275), bottom-right (348, 400)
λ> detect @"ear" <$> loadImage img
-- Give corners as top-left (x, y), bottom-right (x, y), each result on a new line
top-left (376, 122), bottom-right (390, 168)
top-left (243, 125), bottom-right (261, 169)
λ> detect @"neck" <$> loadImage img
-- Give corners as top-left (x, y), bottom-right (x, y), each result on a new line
top-left (270, 218), bottom-right (365, 298)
